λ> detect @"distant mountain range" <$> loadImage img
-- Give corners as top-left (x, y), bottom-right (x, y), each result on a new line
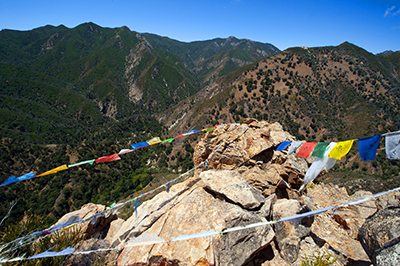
top-left (0, 22), bottom-right (279, 144)
top-left (0, 22), bottom-right (399, 228)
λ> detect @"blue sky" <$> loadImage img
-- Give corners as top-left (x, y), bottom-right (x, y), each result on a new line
top-left (0, 0), bottom-right (399, 54)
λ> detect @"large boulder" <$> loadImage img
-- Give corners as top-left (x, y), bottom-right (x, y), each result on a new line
top-left (358, 206), bottom-right (400, 265)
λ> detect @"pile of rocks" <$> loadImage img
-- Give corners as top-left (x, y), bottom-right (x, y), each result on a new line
top-left (54, 119), bottom-right (400, 265)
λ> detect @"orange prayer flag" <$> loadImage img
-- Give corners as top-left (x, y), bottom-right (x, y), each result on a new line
top-left (36, 164), bottom-right (68, 177)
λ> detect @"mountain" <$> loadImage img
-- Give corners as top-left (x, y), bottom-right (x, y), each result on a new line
top-left (0, 23), bottom-right (280, 144)
top-left (142, 34), bottom-right (280, 82)
top-left (161, 42), bottom-right (400, 186)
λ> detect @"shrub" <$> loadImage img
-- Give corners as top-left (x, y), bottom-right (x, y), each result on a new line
top-left (301, 251), bottom-right (338, 266)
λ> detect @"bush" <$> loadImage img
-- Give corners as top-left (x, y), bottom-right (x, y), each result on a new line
top-left (301, 251), bottom-right (338, 266)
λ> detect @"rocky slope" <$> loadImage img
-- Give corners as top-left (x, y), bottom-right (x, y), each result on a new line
top-left (52, 119), bottom-right (400, 265)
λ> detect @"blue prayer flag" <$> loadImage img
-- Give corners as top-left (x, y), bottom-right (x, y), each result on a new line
top-left (358, 135), bottom-right (381, 161)
top-left (131, 142), bottom-right (149, 150)
top-left (276, 141), bottom-right (292, 151)
top-left (0, 172), bottom-right (35, 187)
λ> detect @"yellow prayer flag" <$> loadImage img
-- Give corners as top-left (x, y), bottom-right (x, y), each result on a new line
top-left (328, 140), bottom-right (354, 160)
top-left (36, 164), bottom-right (68, 177)
top-left (147, 137), bottom-right (162, 145)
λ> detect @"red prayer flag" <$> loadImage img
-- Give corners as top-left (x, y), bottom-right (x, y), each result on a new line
top-left (95, 154), bottom-right (121, 164)
top-left (297, 142), bottom-right (318, 158)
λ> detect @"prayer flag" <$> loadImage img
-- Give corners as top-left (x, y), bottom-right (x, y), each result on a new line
top-left (276, 141), bottom-right (292, 151)
top-left (131, 141), bottom-right (149, 150)
top-left (202, 127), bottom-right (214, 132)
top-left (189, 130), bottom-right (200, 134)
top-left (174, 134), bottom-right (185, 139)
top-left (118, 149), bottom-right (134, 155)
top-left (328, 140), bottom-right (354, 160)
top-left (95, 154), bottom-right (121, 164)
top-left (161, 138), bottom-right (175, 144)
top-left (299, 142), bottom-right (337, 192)
top-left (311, 142), bottom-right (330, 158)
top-left (68, 159), bottom-right (95, 168)
top-left (0, 171), bottom-right (35, 187)
top-left (0, 175), bottom-right (18, 187)
top-left (385, 131), bottom-right (400, 159)
top-left (287, 141), bottom-right (303, 155)
top-left (28, 247), bottom-right (75, 259)
top-left (147, 137), bottom-right (162, 145)
top-left (297, 142), bottom-right (318, 158)
top-left (358, 135), bottom-right (381, 161)
top-left (36, 165), bottom-right (68, 177)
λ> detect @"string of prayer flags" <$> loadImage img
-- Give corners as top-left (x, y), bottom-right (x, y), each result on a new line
top-left (147, 137), bottom-right (162, 145)
top-left (68, 159), bottom-right (95, 168)
top-left (299, 142), bottom-right (337, 192)
top-left (288, 141), bottom-right (303, 155)
top-left (95, 154), bottom-right (121, 164)
top-left (36, 165), bottom-right (68, 177)
top-left (276, 141), bottom-right (292, 151)
top-left (328, 140), bottom-right (354, 160)
top-left (358, 135), bottom-right (381, 161)
top-left (311, 142), bottom-right (331, 158)
top-left (131, 141), bottom-right (150, 150)
top-left (0, 171), bottom-right (35, 187)
top-left (385, 130), bottom-right (400, 159)
top-left (297, 142), bottom-right (318, 158)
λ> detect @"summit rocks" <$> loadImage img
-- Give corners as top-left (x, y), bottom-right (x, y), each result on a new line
top-left (52, 120), bottom-right (400, 265)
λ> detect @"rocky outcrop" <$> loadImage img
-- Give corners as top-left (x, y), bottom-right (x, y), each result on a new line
top-left (51, 120), bottom-right (400, 265)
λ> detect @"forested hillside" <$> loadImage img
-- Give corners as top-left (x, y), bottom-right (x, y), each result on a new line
top-left (162, 42), bottom-right (400, 192)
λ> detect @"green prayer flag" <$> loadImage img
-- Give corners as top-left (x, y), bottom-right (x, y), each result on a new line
top-left (311, 142), bottom-right (330, 158)
top-left (162, 138), bottom-right (175, 143)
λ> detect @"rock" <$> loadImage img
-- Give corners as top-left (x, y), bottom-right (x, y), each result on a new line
top-left (53, 203), bottom-right (117, 239)
top-left (200, 170), bottom-right (265, 210)
top-left (258, 194), bottom-right (276, 219)
top-left (193, 122), bottom-right (304, 172)
top-left (272, 199), bottom-right (309, 263)
top-left (301, 184), bottom-right (373, 264)
top-left (311, 213), bottom-right (371, 263)
top-left (114, 177), bottom-right (275, 266)
top-left (375, 236), bottom-right (400, 266)
top-left (358, 206), bottom-right (400, 264)
top-left (241, 166), bottom-right (280, 197)
top-left (375, 190), bottom-right (400, 210)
